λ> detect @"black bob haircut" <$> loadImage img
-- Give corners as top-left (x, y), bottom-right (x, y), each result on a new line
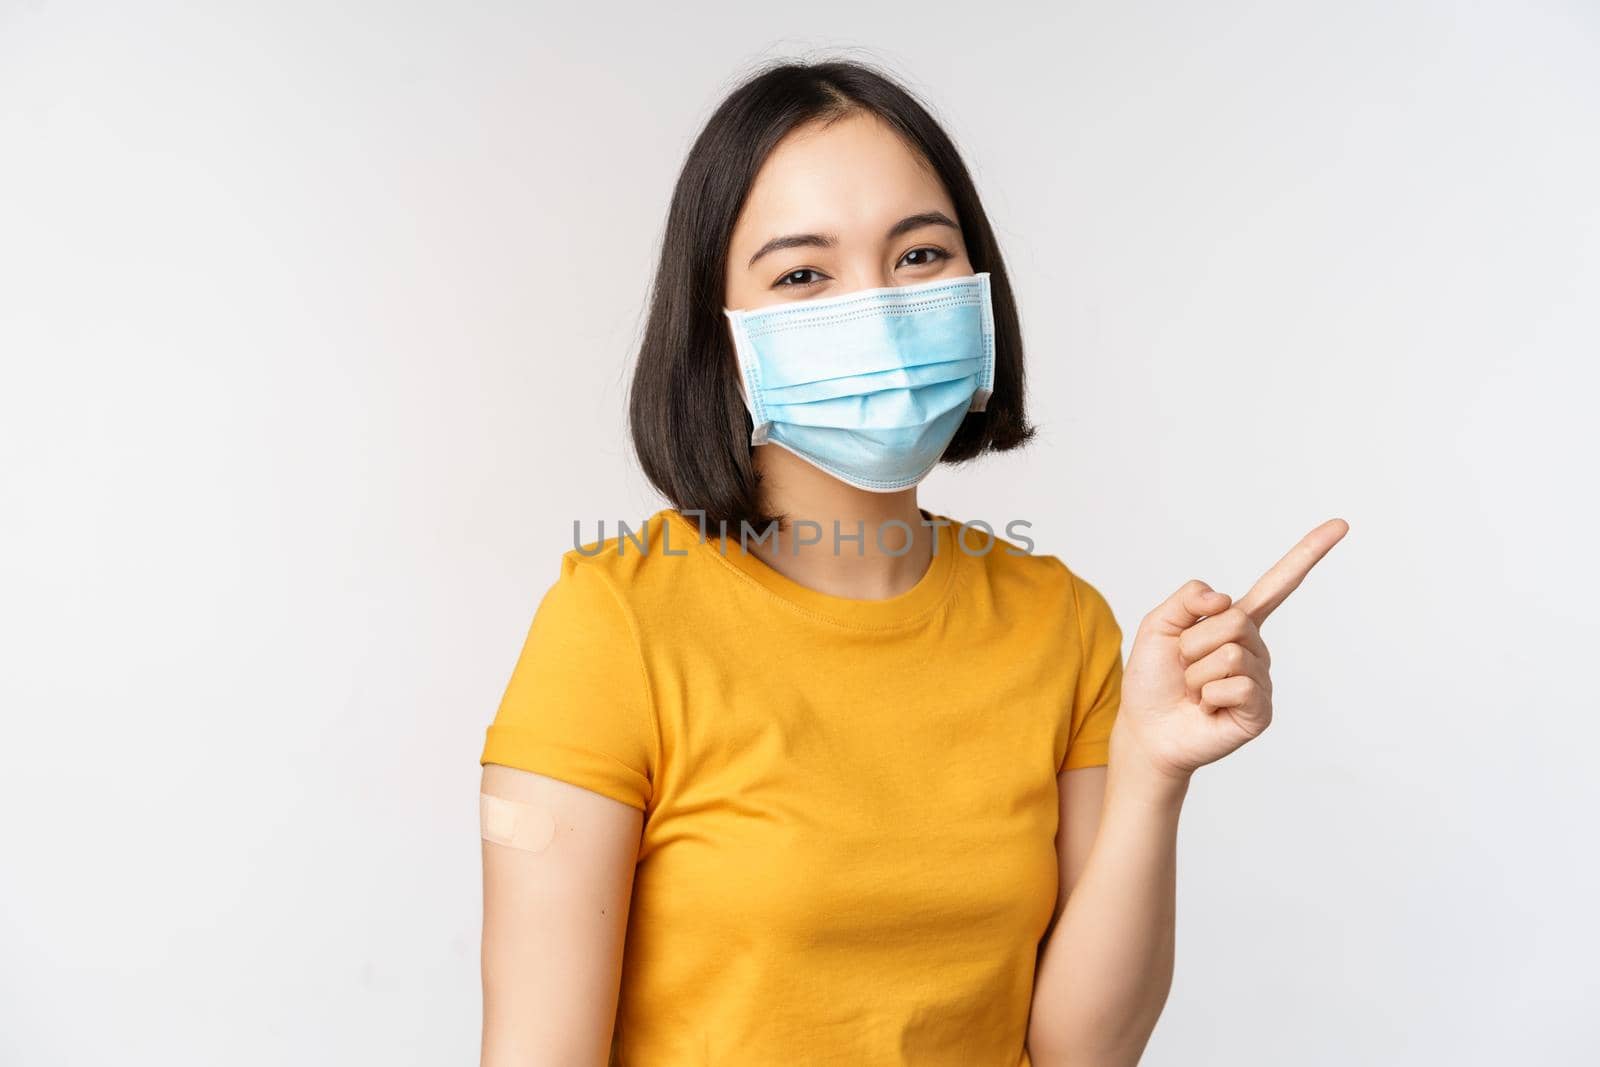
top-left (628, 58), bottom-right (1036, 533)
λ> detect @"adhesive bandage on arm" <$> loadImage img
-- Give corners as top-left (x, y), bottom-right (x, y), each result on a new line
top-left (480, 792), bottom-right (557, 854)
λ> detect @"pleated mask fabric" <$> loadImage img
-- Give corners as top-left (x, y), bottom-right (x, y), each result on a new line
top-left (723, 272), bottom-right (995, 492)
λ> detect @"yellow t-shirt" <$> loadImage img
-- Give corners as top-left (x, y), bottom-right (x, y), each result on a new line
top-left (480, 507), bottom-right (1124, 1066)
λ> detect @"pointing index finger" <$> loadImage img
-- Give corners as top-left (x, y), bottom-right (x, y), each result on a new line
top-left (1234, 518), bottom-right (1350, 627)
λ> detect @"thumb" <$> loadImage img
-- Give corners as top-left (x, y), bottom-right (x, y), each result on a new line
top-left (1141, 579), bottom-right (1231, 639)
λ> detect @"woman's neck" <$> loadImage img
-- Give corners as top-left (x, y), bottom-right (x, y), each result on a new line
top-left (748, 446), bottom-right (937, 601)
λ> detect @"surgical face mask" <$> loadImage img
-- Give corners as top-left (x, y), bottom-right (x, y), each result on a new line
top-left (723, 272), bottom-right (995, 493)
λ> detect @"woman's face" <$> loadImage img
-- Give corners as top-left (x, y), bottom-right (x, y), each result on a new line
top-left (724, 111), bottom-right (974, 313)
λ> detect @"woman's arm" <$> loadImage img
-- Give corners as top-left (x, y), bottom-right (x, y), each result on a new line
top-left (480, 763), bottom-right (642, 1067)
top-left (1026, 726), bottom-right (1188, 1067)
top-left (1028, 521), bottom-right (1346, 1065)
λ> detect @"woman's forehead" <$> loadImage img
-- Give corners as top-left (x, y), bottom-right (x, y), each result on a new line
top-left (732, 116), bottom-right (952, 252)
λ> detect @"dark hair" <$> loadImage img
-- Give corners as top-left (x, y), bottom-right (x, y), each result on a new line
top-left (628, 57), bottom-right (1036, 531)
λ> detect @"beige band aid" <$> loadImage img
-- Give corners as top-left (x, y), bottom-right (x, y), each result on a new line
top-left (480, 792), bottom-right (557, 854)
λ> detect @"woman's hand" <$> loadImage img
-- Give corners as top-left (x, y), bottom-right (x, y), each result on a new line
top-left (1112, 519), bottom-right (1349, 784)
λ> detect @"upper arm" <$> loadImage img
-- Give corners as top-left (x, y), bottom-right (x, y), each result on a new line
top-left (477, 557), bottom-right (659, 1065)
top-left (480, 763), bottom-right (641, 1067)
top-left (480, 559), bottom-right (659, 812)
top-left (1048, 565), bottom-right (1123, 923)
top-left (1058, 567), bottom-right (1123, 773)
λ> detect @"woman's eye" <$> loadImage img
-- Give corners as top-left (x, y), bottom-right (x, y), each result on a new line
top-left (900, 246), bottom-right (950, 268)
top-left (773, 249), bottom-right (948, 289)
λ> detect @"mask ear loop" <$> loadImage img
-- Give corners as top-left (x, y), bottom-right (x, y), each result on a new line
top-left (480, 792), bottom-right (557, 854)
top-left (969, 273), bottom-right (995, 413)
top-left (723, 309), bottom-right (771, 445)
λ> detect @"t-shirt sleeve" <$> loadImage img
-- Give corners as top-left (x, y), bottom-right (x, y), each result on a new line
top-left (1060, 568), bottom-right (1125, 772)
top-left (479, 556), bottom-right (658, 812)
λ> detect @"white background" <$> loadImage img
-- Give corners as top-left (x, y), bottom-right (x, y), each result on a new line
top-left (2, 2), bottom-right (1596, 1063)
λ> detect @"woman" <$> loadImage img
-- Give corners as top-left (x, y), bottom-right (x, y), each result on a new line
top-left (478, 59), bottom-right (1345, 1066)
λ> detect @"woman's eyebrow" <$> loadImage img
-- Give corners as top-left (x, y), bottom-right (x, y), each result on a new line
top-left (746, 211), bottom-right (960, 269)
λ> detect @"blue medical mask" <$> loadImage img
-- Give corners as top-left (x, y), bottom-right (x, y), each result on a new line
top-left (724, 272), bottom-right (995, 492)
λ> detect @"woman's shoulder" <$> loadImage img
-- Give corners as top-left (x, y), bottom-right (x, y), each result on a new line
top-left (542, 507), bottom-right (716, 607)
top-left (942, 514), bottom-right (1117, 625)
top-left (940, 513), bottom-right (1064, 578)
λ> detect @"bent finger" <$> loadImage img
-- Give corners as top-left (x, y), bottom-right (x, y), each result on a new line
top-left (1143, 580), bottom-right (1231, 638)
top-left (1184, 642), bottom-right (1270, 694)
top-left (1178, 607), bottom-right (1271, 668)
